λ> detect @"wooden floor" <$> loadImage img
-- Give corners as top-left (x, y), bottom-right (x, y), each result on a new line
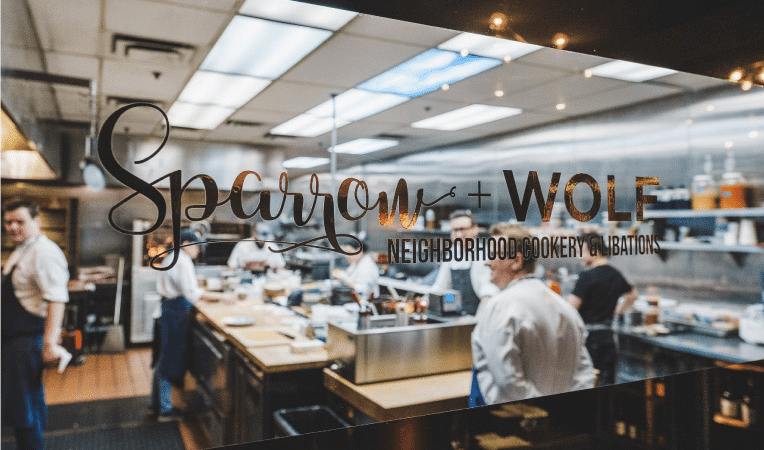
top-left (44, 347), bottom-right (153, 404)
top-left (43, 347), bottom-right (207, 450)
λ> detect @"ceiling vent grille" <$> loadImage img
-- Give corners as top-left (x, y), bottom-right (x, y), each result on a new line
top-left (376, 133), bottom-right (408, 140)
top-left (111, 34), bottom-right (196, 64)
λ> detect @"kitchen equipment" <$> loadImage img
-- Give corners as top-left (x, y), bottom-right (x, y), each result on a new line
top-left (101, 256), bottom-right (126, 353)
top-left (739, 304), bottom-right (764, 344)
top-left (327, 314), bottom-right (476, 384)
top-left (738, 219), bottom-right (758, 246)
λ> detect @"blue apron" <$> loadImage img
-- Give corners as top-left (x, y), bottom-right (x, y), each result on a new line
top-left (1, 261), bottom-right (48, 438)
top-left (469, 366), bottom-right (487, 407)
top-left (452, 267), bottom-right (480, 315)
top-left (157, 296), bottom-right (192, 384)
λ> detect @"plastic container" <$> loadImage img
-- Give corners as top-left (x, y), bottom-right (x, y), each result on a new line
top-left (273, 405), bottom-right (350, 437)
top-left (692, 174), bottom-right (719, 210)
top-left (719, 172), bottom-right (748, 209)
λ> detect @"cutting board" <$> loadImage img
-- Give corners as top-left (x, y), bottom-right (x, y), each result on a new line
top-left (228, 329), bottom-right (292, 347)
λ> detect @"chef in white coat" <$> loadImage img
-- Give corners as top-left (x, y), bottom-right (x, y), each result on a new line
top-left (333, 239), bottom-right (379, 300)
top-left (227, 223), bottom-right (285, 272)
top-left (470, 224), bottom-right (595, 406)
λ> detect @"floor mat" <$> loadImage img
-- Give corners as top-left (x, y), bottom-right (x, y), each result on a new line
top-left (2, 396), bottom-right (186, 450)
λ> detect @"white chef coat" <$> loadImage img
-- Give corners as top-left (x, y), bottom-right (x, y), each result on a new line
top-left (3, 235), bottom-right (69, 317)
top-left (156, 250), bottom-right (202, 304)
top-left (227, 240), bottom-right (286, 270)
top-left (471, 276), bottom-right (595, 405)
top-left (340, 254), bottom-right (379, 299)
top-left (431, 259), bottom-right (499, 300)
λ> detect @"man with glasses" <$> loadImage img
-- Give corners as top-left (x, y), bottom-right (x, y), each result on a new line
top-left (430, 210), bottom-right (499, 315)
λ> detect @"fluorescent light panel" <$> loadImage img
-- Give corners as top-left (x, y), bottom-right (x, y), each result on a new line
top-left (282, 156), bottom-right (330, 169)
top-left (270, 90), bottom-right (408, 137)
top-left (438, 33), bottom-right (542, 60)
top-left (239, 0), bottom-right (356, 30)
top-left (334, 138), bottom-right (399, 154)
top-left (309, 89), bottom-right (409, 122)
top-left (177, 71), bottom-right (271, 108)
top-left (200, 15), bottom-right (332, 78)
top-left (270, 114), bottom-right (351, 137)
top-left (167, 102), bottom-right (235, 130)
top-left (588, 60), bottom-right (678, 82)
top-left (411, 104), bottom-right (522, 130)
top-left (358, 48), bottom-right (502, 97)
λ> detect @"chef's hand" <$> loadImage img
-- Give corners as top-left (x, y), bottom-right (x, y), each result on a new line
top-left (42, 341), bottom-right (63, 363)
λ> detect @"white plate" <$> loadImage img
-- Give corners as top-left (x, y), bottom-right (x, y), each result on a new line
top-left (223, 316), bottom-right (256, 327)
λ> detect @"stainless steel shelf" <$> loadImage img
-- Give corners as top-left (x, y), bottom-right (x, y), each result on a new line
top-left (657, 241), bottom-right (763, 253)
top-left (644, 207), bottom-right (764, 219)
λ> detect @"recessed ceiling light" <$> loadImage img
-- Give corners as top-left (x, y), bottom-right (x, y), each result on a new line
top-left (357, 49), bottom-right (501, 98)
top-left (282, 156), bottom-right (330, 169)
top-left (729, 70), bottom-right (743, 82)
top-left (724, 141), bottom-right (734, 149)
top-left (556, 103), bottom-right (566, 111)
top-left (177, 71), bottom-right (271, 108)
top-left (167, 102), bottom-right (235, 130)
top-left (200, 15), bottom-right (332, 79)
top-left (584, 69), bottom-right (593, 78)
top-left (333, 138), bottom-right (399, 154)
top-left (411, 104), bottom-right (522, 131)
top-left (239, 0), bottom-right (356, 30)
top-left (586, 60), bottom-right (678, 82)
top-left (438, 33), bottom-right (542, 60)
top-left (742, 81), bottom-right (753, 91)
top-left (749, 130), bottom-right (759, 138)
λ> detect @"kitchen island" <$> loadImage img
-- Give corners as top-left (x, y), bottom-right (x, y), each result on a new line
top-left (188, 292), bottom-right (476, 445)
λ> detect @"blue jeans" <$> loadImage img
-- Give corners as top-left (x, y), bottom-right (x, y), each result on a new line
top-left (150, 368), bottom-right (173, 414)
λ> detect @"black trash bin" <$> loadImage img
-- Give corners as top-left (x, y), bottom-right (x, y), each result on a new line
top-left (273, 405), bottom-right (351, 437)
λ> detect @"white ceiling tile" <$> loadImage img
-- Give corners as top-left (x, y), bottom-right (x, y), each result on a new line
top-left (28, 0), bottom-right (101, 54)
top-left (657, 72), bottom-right (732, 91)
top-left (559, 83), bottom-right (683, 116)
top-left (157, 0), bottom-right (239, 12)
top-left (45, 53), bottom-right (99, 80)
top-left (101, 60), bottom-right (191, 101)
top-left (105, 0), bottom-right (229, 46)
top-left (206, 122), bottom-right (273, 143)
top-left (423, 61), bottom-right (569, 103)
top-left (240, 81), bottom-right (339, 115)
top-left (282, 34), bottom-right (427, 88)
top-left (498, 74), bottom-right (628, 109)
top-left (517, 47), bottom-right (613, 73)
top-left (111, 121), bottom-right (161, 136)
top-left (341, 14), bottom-right (458, 47)
top-left (369, 98), bottom-right (466, 125)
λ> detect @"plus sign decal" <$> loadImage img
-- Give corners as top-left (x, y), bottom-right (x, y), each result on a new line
top-left (468, 181), bottom-right (491, 208)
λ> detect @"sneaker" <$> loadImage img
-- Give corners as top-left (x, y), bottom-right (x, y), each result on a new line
top-left (157, 408), bottom-right (184, 422)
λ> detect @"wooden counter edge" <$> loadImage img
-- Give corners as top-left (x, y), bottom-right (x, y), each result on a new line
top-left (193, 305), bottom-right (328, 374)
top-left (323, 368), bottom-right (470, 423)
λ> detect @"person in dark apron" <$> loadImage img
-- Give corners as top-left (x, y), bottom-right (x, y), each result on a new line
top-left (567, 233), bottom-right (638, 386)
top-left (3, 200), bottom-right (70, 450)
top-left (150, 228), bottom-right (203, 421)
top-left (430, 210), bottom-right (499, 316)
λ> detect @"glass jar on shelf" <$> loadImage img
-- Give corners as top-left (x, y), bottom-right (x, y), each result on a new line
top-left (691, 174), bottom-right (719, 210)
top-left (719, 172), bottom-right (748, 209)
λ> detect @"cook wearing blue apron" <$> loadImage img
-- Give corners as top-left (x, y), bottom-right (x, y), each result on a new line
top-left (451, 267), bottom-right (480, 316)
top-left (2, 263), bottom-right (48, 450)
top-left (150, 295), bottom-right (192, 415)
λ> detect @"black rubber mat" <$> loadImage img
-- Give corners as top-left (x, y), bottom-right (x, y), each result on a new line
top-left (2, 396), bottom-right (185, 450)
